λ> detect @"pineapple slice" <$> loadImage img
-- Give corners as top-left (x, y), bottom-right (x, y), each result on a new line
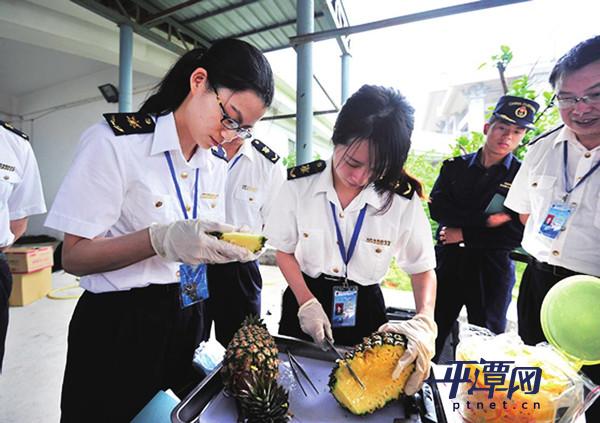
top-left (211, 232), bottom-right (266, 253)
top-left (329, 332), bottom-right (414, 415)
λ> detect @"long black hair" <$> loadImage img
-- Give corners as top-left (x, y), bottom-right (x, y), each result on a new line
top-left (332, 84), bottom-right (424, 211)
top-left (140, 38), bottom-right (274, 115)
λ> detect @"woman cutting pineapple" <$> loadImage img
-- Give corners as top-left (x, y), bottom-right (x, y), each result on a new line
top-left (45, 39), bottom-right (274, 422)
top-left (264, 85), bottom-right (438, 396)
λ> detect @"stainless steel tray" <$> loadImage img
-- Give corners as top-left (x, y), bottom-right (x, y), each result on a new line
top-left (171, 335), bottom-right (445, 422)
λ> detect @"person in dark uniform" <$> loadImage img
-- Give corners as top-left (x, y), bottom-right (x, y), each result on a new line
top-left (265, 85), bottom-right (438, 397)
top-left (505, 35), bottom-right (600, 422)
top-left (45, 39), bottom-right (274, 422)
top-left (430, 95), bottom-right (539, 361)
top-left (0, 121), bottom-right (46, 373)
top-left (205, 137), bottom-right (285, 347)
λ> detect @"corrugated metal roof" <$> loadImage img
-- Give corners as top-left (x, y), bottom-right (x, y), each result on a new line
top-left (70, 0), bottom-right (349, 55)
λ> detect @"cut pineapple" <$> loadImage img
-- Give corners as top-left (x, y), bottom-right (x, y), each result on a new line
top-left (211, 232), bottom-right (266, 253)
top-left (329, 332), bottom-right (413, 415)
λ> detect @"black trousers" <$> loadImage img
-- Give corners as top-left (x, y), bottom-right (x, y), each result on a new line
top-left (206, 261), bottom-right (262, 347)
top-left (518, 262), bottom-right (600, 422)
top-left (0, 255), bottom-right (11, 372)
top-left (434, 246), bottom-right (515, 360)
top-left (60, 284), bottom-right (206, 423)
top-left (279, 273), bottom-right (387, 346)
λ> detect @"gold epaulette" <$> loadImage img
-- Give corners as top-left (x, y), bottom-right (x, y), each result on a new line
top-left (103, 113), bottom-right (155, 136)
top-left (0, 120), bottom-right (28, 140)
top-left (392, 179), bottom-right (415, 199)
top-left (251, 139), bottom-right (280, 163)
top-left (287, 159), bottom-right (326, 180)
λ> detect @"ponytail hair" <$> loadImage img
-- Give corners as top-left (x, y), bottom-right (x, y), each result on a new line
top-left (140, 38), bottom-right (274, 115)
top-left (332, 85), bottom-right (424, 211)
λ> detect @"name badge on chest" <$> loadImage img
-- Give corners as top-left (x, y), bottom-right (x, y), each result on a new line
top-left (178, 263), bottom-right (209, 308)
top-left (539, 201), bottom-right (575, 240)
top-left (331, 284), bottom-right (358, 328)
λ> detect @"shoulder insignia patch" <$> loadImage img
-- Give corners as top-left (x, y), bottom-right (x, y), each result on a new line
top-left (287, 159), bottom-right (326, 180)
top-left (0, 120), bottom-right (29, 140)
top-left (251, 139), bottom-right (280, 163)
top-left (102, 113), bottom-right (155, 136)
top-left (527, 124), bottom-right (564, 147)
top-left (392, 179), bottom-right (415, 200)
top-left (211, 147), bottom-right (227, 162)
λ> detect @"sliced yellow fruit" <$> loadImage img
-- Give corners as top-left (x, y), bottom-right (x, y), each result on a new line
top-left (212, 232), bottom-right (266, 253)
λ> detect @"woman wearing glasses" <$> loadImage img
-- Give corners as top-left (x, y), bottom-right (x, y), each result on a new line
top-left (45, 39), bottom-right (274, 422)
top-left (264, 85), bottom-right (438, 397)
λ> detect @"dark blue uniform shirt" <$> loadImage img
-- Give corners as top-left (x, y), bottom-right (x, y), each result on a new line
top-left (429, 149), bottom-right (524, 250)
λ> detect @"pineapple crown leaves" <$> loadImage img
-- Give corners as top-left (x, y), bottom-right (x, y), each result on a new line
top-left (236, 372), bottom-right (292, 423)
top-left (241, 314), bottom-right (267, 328)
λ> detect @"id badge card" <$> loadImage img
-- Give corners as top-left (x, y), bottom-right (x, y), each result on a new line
top-left (179, 263), bottom-right (209, 308)
top-left (539, 201), bottom-right (575, 240)
top-left (331, 285), bottom-right (358, 328)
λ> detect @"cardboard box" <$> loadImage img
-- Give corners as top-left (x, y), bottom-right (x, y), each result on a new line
top-left (9, 267), bottom-right (52, 306)
top-left (4, 246), bottom-right (53, 274)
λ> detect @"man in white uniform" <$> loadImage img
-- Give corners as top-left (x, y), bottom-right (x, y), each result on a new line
top-left (206, 138), bottom-right (285, 346)
top-left (505, 35), bottom-right (600, 422)
top-left (0, 121), bottom-right (46, 372)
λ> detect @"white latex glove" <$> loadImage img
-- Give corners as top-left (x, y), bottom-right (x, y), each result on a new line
top-left (149, 219), bottom-right (255, 265)
top-left (297, 298), bottom-right (333, 349)
top-left (378, 314), bottom-right (437, 396)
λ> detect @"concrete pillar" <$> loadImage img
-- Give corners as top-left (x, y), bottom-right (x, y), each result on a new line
top-left (341, 52), bottom-right (351, 105)
top-left (118, 23), bottom-right (133, 112)
top-left (296, 0), bottom-right (314, 165)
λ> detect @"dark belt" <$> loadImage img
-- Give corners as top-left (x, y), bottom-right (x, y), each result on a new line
top-left (531, 258), bottom-right (579, 278)
top-left (101, 282), bottom-right (181, 300)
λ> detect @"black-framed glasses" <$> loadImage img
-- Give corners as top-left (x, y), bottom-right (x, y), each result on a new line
top-left (214, 89), bottom-right (253, 140)
top-left (555, 92), bottom-right (600, 109)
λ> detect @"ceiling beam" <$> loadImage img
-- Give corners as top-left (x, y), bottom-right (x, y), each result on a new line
top-left (262, 109), bottom-right (338, 121)
top-left (128, 0), bottom-right (212, 48)
top-left (289, 0), bottom-right (530, 46)
top-left (212, 12), bottom-right (324, 41)
top-left (181, 0), bottom-right (261, 24)
top-left (71, 0), bottom-right (188, 54)
top-left (142, 0), bottom-right (204, 26)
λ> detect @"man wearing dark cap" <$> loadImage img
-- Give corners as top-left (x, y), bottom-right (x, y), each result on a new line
top-left (429, 95), bottom-right (540, 361)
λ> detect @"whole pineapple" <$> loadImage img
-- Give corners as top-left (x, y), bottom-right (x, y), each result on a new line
top-left (221, 315), bottom-right (291, 422)
top-left (329, 332), bottom-right (414, 415)
top-left (222, 315), bottom-right (280, 395)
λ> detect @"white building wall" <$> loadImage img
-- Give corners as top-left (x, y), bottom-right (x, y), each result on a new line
top-left (18, 69), bottom-right (159, 238)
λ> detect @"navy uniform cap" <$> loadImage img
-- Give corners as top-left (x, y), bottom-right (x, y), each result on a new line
top-left (492, 95), bottom-right (540, 130)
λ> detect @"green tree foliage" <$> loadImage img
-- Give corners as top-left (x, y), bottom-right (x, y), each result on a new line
top-left (281, 151), bottom-right (321, 168)
top-left (387, 46), bottom-right (561, 291)
top-left (451, 46), bottom-right (560, 160)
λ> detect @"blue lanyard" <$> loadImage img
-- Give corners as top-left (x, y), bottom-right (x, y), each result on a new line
top-left (228, 154), bottom-right (243, 172)
top-left (562, 142), bottom-right (600, 200)
top-left (164, 151), bottom-right (199, 220)
top-left (329, 202), bottom-right (367, 275)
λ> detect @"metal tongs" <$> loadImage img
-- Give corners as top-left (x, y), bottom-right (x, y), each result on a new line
top-left (285, 349), bottom-right (319, 396)
top-left (325, 338), bottom-right (366, 390)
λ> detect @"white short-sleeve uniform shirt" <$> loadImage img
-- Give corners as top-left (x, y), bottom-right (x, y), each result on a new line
top-left (223, 139), bottom-right (285, 232)
top-left (505, 125), bottom-right (600, 276)
top-left (263, 159), bottom-right (436, 286)
top-left (0, 123), bottom-right (46, 247)
top-left (45, 112), bottom-right (227, 292)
